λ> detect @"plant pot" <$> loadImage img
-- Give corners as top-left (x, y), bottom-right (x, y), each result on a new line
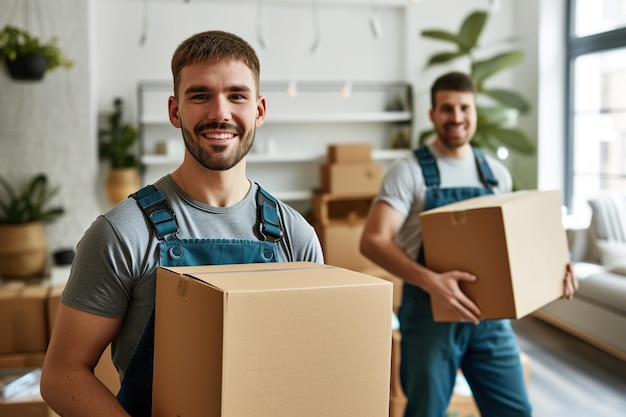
top-left (0, 222), bottom-right (48, 280)
top-left (106, 168), bottom-right (141, 205)
top-left (4, 54), bottom-right (48, 81)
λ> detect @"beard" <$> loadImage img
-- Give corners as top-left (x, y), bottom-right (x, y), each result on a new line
top-left (181, 121), bottom-right (255, 171)
top-left (435, 122), bottom-right (474, 149)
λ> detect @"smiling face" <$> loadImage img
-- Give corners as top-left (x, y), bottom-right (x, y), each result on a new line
top-left (168, 59), bottom-right (266, 171)
top-left (429, 90), bottom-right (477, 151)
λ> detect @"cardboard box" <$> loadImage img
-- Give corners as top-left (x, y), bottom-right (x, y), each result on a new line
top-left (314, 221), bottom-right (377, 272)
top-left (0, 284), bottom-right (49, 354)
top-left (0, 353), bottom-right (45, 370)
top-left (327, 143), bottom-right (373, 164)
top-left (313, 191), bottom-right (375, 225)
top-left (420, 190), bottom-right (569, 321)
top-left (320, 163), bottom-right (382, 195)
top-left (153, 262), bottom-right (393, 417)
top-left (361, 267), bottom-right (403, 314)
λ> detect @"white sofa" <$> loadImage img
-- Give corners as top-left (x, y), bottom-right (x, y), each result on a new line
top-left (535, 193), bottom-right (626, 361)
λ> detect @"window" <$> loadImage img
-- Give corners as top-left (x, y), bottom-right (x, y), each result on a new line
top-left (567, 0), bottom-right (626, 218)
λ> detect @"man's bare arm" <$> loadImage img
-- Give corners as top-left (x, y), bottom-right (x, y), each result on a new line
top-left (41, 303), bottom-right (130, 417)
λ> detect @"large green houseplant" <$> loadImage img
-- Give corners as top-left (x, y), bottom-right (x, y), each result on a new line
top-left (0, 24), bottom-right (73, 80)
top-left (418, 10), bottom-right (535, 158)
top-left (0, 173), bottom-right (65, 279)
top-left (99, 97), bottom-right (141, 205)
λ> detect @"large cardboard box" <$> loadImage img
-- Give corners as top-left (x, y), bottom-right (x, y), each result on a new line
top-left (320, 163), bottom-right (382, 195)
top-left (0, 284), bottom-right (49, 354)
top-left (327, 143), bottom-right (373, 164)
top-left (420, 190), bottom-right (569, 321)
top-left (153, 262), bottom-right (393, 417)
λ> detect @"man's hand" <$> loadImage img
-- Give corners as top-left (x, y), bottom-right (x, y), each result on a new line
top-left (562, 262), bottom-right (578, 299)
top-left (425, 270), bottom-right (481, 324)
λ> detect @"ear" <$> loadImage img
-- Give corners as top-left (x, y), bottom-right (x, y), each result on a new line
top-left (255, 95), bottom-right (267, 128)
top-left (168, 96), bottom-right (181, 128)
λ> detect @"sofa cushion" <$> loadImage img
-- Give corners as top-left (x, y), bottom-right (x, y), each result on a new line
top-left (596, 239), bottom-right (626, 275)
top-left (577, 272), bottom-right (626, 315)
top-left (587, 194), bottom-right (626, 262)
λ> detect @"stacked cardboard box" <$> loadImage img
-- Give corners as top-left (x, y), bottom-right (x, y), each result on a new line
top-left (315, 143), bottom-right (382, 272)
top-left (0, 283), bottom-right (49, 361)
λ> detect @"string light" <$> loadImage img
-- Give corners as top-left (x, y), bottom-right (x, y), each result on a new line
top-left (286, 80), bottom-right (298, 97)
top-left (340, 81), bottom-right (352, 99)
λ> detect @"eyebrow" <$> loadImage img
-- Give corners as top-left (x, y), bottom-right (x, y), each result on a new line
top-left (183, 84), bottom-right (252, 96)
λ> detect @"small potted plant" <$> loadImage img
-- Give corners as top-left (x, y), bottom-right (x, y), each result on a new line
top-left (0, 173), bottom-right (65, 279)
top-left (0, 24), bottom-right (73, 81)
top-left (99, 97), bottom-right (141, 205)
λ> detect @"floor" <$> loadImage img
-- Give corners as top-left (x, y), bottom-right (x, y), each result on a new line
top-left (512, 315), bottom-right (626, 417)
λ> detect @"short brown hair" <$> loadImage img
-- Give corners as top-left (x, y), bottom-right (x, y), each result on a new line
top-left (430, 72), bottom-right (476, 108)
top-left (171, 30), bottom-right (260, 98)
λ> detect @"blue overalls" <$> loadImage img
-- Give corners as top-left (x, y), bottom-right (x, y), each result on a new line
top-left (399, 146), bottom-right (531, 417)
top-left (116, 184), bottom-right (284, 417)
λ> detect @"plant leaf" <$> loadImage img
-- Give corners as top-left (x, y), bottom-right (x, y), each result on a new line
top-left (426, 51), bottom-right (468, 67)
top-left (481, 88), bottom-right (530, 113)
top-left (458, 11), bottom-right (488, 50)
top-left (480, 125), bottom-right (536, 154)
top-left (472, 50), bottom-right (524, 85)
top-left (420, 29), bottom-right (464, 47)
top-left (477, 106), bottom-right (519, 125)
top-left (418, 129), bottom-right (435, 145)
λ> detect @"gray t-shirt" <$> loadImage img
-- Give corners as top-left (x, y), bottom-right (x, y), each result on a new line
top-left (61, 175), bottom-right (323, 379)
top-left (375, 144), bottom-right (512, 261)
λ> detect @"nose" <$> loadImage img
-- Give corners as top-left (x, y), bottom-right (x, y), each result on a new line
top-left (452, 107), bottom-right (464, 122)
top-left (208, 95), bottom-right (232, 121)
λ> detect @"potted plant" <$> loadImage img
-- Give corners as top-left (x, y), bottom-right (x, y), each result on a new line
top-left (0, 173), bottom-right (65, 280)
top-left (99, 97), bottom-right (141, 205)
top-left (0, 24), bottom-right (73, 81)
top-left (418, 10), bottom-right (535, 188)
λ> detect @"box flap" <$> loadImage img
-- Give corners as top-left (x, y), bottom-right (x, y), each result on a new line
top-left (159, 262), bottom-right (388, 293)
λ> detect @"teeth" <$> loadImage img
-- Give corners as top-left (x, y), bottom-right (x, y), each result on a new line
top-left (204, 133), bottom-right (235, 139)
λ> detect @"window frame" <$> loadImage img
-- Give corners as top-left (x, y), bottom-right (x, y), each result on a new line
top-left (565, 0), bottom-right (626, 209)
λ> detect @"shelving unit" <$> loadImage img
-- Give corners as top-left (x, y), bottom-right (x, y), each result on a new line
top-left (137, 80), bottom-right (413, 213)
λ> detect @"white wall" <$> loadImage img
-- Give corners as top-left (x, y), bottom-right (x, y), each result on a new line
top-left (0, 0), bottom-right (97, 253)
top-left (0, 0), bottom-right (564, 253)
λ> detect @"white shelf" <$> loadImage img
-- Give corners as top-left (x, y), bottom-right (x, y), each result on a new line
top-left (137, 80), bottom-right (413, 213)
top-left (141, 148), bottom-right (410, 166)
top-left (140, 111), bottom-right (412, 125)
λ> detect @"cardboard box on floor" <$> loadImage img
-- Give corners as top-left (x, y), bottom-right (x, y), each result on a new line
top-left (0, 284), bottom-right (49, 355)
top-left (420, 190), bottom-right (569, 321)
top-left (152, 262), bottom-right (393, 417)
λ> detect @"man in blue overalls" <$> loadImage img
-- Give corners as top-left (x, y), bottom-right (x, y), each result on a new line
top-left (41, 31), bottom-right (323, 417)
top-left (360, 72), bottom-right (577, 417)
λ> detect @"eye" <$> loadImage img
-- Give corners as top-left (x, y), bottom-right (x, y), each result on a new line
top-left (230, 93), bottom-right (246, 101)
top-left (191, 94), bottom-right (208, 100)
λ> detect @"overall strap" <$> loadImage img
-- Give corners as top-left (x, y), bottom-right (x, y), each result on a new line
top-left (132, 185), bottom-right (179, 241)
top-left (472, 147), bottom-right (499, 187)
top-left (414, 145), bottom-right (440, 188)
top-left (256, 184), bottom-right (283, 243)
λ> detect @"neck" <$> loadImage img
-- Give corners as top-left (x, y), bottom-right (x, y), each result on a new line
top-left (171, 156), bottom-right (250, 207)
top-left (432, 139), bottom-right (472, 159)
